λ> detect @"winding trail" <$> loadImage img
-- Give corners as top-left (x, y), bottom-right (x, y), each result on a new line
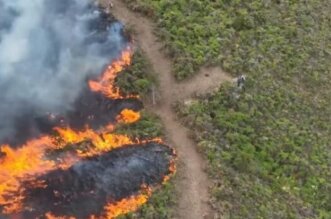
top-left (99, 1), bottom-right (232, 218)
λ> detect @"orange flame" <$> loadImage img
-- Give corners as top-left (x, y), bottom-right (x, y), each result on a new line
top-left (46, 187), bottom-right (151, 219)
top-left (92, 186), bottom-right (152, 219)
top-left (88, 49), bottom-right (136, 99)
top-left (54, 126), bottom-right (134, 157)
top-left (0, 46), bottom-right (176, 218)
top-left (117, 109), bottom-right (141, 124)
top-left (163, 158), bottom-right (177, 184)
top-left (45, 213), bottom-right (76, 219)
top-left (102, 192), bottom-right (151, 219)
top-left (0, 49), bottom-right (136, 214)
top-left (0, 137), bottom-right (55, 213)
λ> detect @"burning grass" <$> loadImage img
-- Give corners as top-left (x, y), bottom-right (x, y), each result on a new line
top-left (14, 143), bottom-right (174, 219)
top-left (0, 39), bottom-right (175, 219)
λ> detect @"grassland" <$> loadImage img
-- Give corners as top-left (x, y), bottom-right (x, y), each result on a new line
top-left (123, 0), bottom-right (331, 218)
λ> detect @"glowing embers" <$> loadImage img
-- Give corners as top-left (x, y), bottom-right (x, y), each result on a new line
top-left (15, 143), bottom-right (175, 219)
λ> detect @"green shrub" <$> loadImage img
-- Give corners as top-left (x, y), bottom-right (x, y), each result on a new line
top-left (121, 0), bottom-right (331, 218)
top-left (116, 49), bottom-right (156, 98)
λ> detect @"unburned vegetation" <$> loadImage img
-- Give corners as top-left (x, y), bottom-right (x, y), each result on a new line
top-left (116, 49), bottom-right (157, 98)
top-left (125, 0), bottom-right (331, 218)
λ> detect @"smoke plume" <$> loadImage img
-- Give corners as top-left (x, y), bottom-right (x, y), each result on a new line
top-left (0, 0), bottom-right (126, 142)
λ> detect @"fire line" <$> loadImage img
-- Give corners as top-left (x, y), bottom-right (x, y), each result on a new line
top-left (0, 47), bottom-right (176, 219)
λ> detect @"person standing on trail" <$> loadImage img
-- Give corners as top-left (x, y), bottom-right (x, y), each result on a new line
top-left (237, 74), bottom-right (246, 88)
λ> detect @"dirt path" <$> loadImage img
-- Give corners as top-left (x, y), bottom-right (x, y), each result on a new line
top-left (99, 1), bottom-right (231, 218)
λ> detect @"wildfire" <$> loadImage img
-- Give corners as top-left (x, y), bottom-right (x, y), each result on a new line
top-left (117, 109), bottom-right (141, 124)
top-left (0, 137), bottom-right (56, 214)
top-left (54, 126), bottom-right (134, 157)
top-left (163, 156), bottom-right (177, 184)
top-left (88, 49), bottom-right (136, 99)
top-left (46, 213), bottom-right (76, 219)
top-left (45, 187), bottom-right (151, 219)
top-left (0, 47), bottom-right (176, 218)
top-left (101, 187), bottom-right (152, 219)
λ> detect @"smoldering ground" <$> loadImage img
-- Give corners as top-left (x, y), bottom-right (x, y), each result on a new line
top-left (0, 0), bottom-right (126, 143)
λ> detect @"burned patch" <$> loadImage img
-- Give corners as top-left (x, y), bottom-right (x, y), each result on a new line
top-left (5, 143), bottom-right (173, 219)
top-left (5, 94), bottom-right (143, 147)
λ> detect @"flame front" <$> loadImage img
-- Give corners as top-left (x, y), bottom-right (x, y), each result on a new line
top-left (0, 137), bottom-right (55, 214)
top-left (88, 50), bottom-right (135, 99)
top-left (101, 189), bottom-right (151, 219)
top-left (0, 47), bottom-right (176, 218)
top-left (116, 109), bottom-right (141, 124)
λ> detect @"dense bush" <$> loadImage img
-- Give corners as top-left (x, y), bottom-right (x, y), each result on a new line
top-left (125, 0), bottom-right (331, 218)
top-left (116, 49), bottom-right (156, 98)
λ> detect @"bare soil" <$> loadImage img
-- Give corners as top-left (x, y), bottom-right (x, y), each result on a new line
top-left (99, 1), bottom-right (232, 218)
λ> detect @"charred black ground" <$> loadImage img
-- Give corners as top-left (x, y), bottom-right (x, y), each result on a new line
top-left (6, 143), bottom-right (173, 219)
top-left (8, 90), bottom-right (143, 146)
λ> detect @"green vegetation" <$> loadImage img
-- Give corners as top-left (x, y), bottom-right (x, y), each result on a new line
top-left (124, 0), bottom-right (331, 218)
top-left (116, 49), bottom-right (156, 98)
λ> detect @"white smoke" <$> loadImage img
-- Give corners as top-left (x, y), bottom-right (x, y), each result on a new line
top-left (0, 0), bottom-right (126, 141)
